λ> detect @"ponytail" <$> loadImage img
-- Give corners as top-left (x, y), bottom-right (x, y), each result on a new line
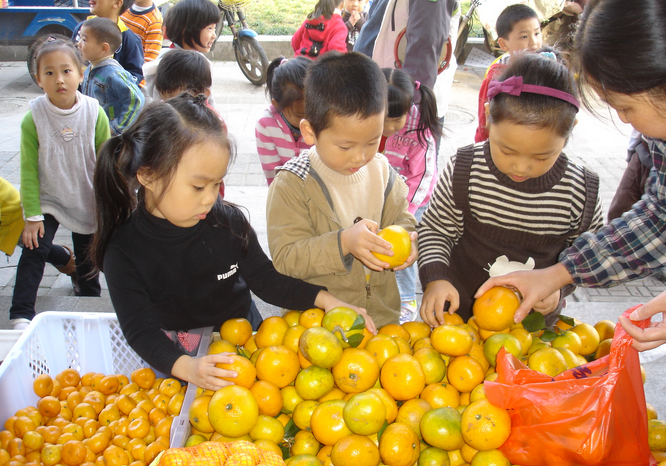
top-left (414, 82), bottom-right (442, 147)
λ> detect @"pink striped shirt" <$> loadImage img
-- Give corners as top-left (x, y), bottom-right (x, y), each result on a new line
top-left (255, 104), bottom-right (312, 185)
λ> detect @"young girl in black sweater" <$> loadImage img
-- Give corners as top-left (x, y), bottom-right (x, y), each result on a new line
top-left (92, 93), bottom-right (369, 390)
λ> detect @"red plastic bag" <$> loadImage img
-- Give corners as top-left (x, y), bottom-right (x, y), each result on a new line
top-left (485, 306), bottom-right (657, 466)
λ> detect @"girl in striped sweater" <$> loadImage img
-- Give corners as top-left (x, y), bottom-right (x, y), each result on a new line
top-left (417, 53), bottom-right (604, 327)
top-left (255, 57), bottom-right (313, 185)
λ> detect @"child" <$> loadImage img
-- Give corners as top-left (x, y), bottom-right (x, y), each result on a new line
top-left (266, 52), bottom-right (418, 328)
top-left (475, 0), bottom-right (666, 350)
top-left (292, 0), bottom-right (347, 59)
top-left (121, 0), bottom-right (164, 62)
top-left (71, 0), bottom-right (144, 85)
top-left (143, 0), bottom-right (220, 102)
top-left (79, 18), bottom-right (145, 136)
top-left (255, 56), bottom-right (313, 185)
top-left (474, 4), bottom-right (542, 143)
top-left (9, 39), bottom-right (110, 330)
top-left (379, 68), bottom-right (441, 323)
top-left (342, 0), bottom-right (367, 52)
top-left (92, 93), bottom-right (369, 389)
top-left (418, 53), bottom-right (604, 327)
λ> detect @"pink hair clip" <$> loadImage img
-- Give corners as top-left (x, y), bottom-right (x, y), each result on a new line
top-left (487, 76), bottom-right (580, 110)
top-left (414, 80), bottom-right (421, 90)
top-left (280, 58), bottom-right (288, 65)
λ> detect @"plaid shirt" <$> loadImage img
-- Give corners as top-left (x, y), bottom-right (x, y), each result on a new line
top-left (560, 137), bottom-right (666, 287)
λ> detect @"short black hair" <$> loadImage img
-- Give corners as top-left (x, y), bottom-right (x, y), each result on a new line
top-left (496, 4), bottom-right (539, 39)
top-left (305, 51), bottom-right (386, 135)
top-left (119, 0), bottom-right (134, 16)
top-left (266, 56), bottom-right (312, 111)
top-left (164, 0), bottom-right (220, 49)
top-left (82, 17), bottom-right (122, 53)
top-left (155, 49), bottom-right (212, 98)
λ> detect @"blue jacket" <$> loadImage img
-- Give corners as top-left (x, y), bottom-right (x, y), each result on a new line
top-left (73, 19), bottom-right (145, 84)
top-left (82, 58), bottom-right (144, 135)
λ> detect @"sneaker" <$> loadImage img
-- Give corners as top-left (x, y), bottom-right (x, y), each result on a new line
top-left (55, 245), bottom-right (80, 295)
top-left (399, 299), bottom-right (417, 324)
top-left (10, 318), bottom-right (31, 330)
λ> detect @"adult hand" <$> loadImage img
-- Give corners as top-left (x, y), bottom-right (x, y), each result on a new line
top-left (532, 289), bottom-right (561, 315)
top-left (420, 280), bottom-right (459, 328)
top-left (22, 220), bottom-right (44, 250)
top-left (619, 291), bottom-right (666, 351)
top-left (340, 219), bottom-right (393, 271)
top-left (171, 352), bottom-right (237, 391)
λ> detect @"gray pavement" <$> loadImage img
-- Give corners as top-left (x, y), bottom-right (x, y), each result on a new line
top-left (0, 58), bottom-right (664, 416)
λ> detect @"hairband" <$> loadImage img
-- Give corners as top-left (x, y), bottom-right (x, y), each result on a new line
top-left (280, 58), bottom-right (288, 65)
top-left (414, 80), bottom-right (420, 90)
top-left (487, 75), bottom-right (580, 111)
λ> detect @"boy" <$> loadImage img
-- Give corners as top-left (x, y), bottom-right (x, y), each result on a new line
top-left (342, 0), bottom-right (367, 52)
top-left (71, 0), bottom-right (145, 85)
top-left (79, 18), bottom-right (144, 135)
top-left (121, 0), bottom-right (164, 62)
top-left (474, 4), bottom-right (542, 142)
top-left (266, 51), bottom-right (417, 328)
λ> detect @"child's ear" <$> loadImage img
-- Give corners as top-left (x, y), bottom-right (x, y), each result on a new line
top-left (497, 37), bottom-right (509, 52)
top-left (301, 119), bottom-right (316, 145)
top-left (484, 102), bottom-right (491, 125)
top-left (204, 88), bottom-right (211, 98)
top-left (112, 0), bottom-right (123, 11)
top-left (102, 42), bottom-right (111, 54)
top-left (270, 98), bottom-right (279, 108)
top-left (136, 168), bottom-right (155, 191)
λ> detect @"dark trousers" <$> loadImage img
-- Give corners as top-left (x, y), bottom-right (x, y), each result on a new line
top-left (10, 214), bottom-right (101, 320)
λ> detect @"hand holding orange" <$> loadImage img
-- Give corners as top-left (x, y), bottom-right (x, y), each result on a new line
top-left (371, 225), bottom-right (411, 269)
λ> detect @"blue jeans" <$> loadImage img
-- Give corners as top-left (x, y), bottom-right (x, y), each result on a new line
top-left (396, 203), bottom-right (428, 302)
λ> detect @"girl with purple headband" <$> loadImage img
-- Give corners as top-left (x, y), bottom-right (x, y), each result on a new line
top-left (417, 52), bottom-right (604, 327)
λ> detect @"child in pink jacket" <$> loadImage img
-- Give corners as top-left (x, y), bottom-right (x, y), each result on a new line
top-left (292, 0), bottom-right (347, 59)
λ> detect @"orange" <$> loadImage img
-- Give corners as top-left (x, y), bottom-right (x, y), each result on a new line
top-left (412, 337), bottom-right (433, 352)
top-left (551, 331), bottom-right (583, 355)
top-left (321, 308), bottom-right (365, 349)
top-left (647, 403), bottom-right (658, 421)
top-left (22, 431), bottom-right (44, 452)
top-left (364, 335), bottom-right (400, 368)
top-left (372, 225), bottom-right (411, 269)
top-left (281, 385), bottom-right (305, 414)
top-left (295, 366), bottom-right (335, 400)
top-left (649, 419), bottom-right (666, 451)
top-left (332, 348), bottom-right (379, 394)
top-left (248, 415), bottom-right (284, 444)
top-left (13, 417), bottom-right (36, 438)
top-left (34, 374), bottom-right (54, 398)
top-left (7, 437), bottom-right (25, 457)
top-left (317, 444), bottom-right (333, 466)
top-left (58, 369), bottom-right (81, 389)
top-left (470, 449), bottom-right (510, 466)
top-left (460, 399), bottom-right (511, 451)
top-left (393, 336), bottom-right (413, 355)
top-left (458, 323), bottom-right (481, 345)
top-left (570, 323), bottom-right (601, 356)
top-left (127, 419), bottom-right (150, 440)
top-left (283, 309), bottom-right (303, 327)
top-left (509, 328), bottom-right (533, 355)
top-left (420, 383), bottom-right (460, 409)
top-left (365, 388), bottom-right (398, 424)
top-left (300, 327), bottom-right (344, 369)
top-left (41, 444), bottom-right (62, 466)
top-left (401, 321), bottom-right (431, 343)
top-left (292, 400), bottom-right (320, 432)
top-left (431, 325), bottom-right (473, 357)
top-left (291, 430), bottom-right (321, 456)
top-left (254, 316), bottom-right (290, 348)
top-left (594, 320), bottom-right (615, 342)
top-left (309, 400), bottom-right (351, 446)
top-left (103, 445), bottom-right (129, 466)
top-left (255, 345), bottom-right (300, 388)
top-left (418, 446), bottom-right (450, 466)
top-left (49, 379), bottom-right (62, 399)
top-left (472, 287), bottom-right (520, 332)
top-left (482, 333), bottom-right (522, 368)
top-left (286, 455), bottom-right (323, 466)
top-left (283, 324), bottom-right (307, 354)
top-left (128, 369), bottom-right (155, 392)
top-left (98, 405), bottom-right (121, 427)
top-left (380, 354), bottom-right (425, 401)
top-left (244, 335), bottom-right (258, 354)
top-left (158, 379), bottom-right (181, 398)
top-left (98, 377), bottom-right (119, 396)
top-left (61, 440), bottom-right (86, 466)
top-left (467, 343), bottom-right (490, 373)
top-left (215, 353), bottom-right (257, 389)
top-left (331, 434), bottom-right (380, 466)
top-left (144, 442), bottom-right (167, 465)
top-left (153, 416), bottom-right (172, 439)
top-left (221, 318), bottom-right (253, 346)
top-left (378, 324), bottom-right (411, 343)
top-left (555, 347), bottom-right (579, 370)
top-left (378, 422), bottom-right (420, 466)
top-left (595, 338), bottom-right (612, 360)
top-left (67, 391), bottom-right (83, 412)
top-left (37, 396), bottom-right (61, 418)
top-left (446, 356), bottom-right (484, 393)
top-left (85, 432), bottom-right (109, 455)
top-left (528, 347), bottom-right (568, 377)
top-left (249, 381), bottom-right (283, 417)
top-left (254, 439), bottom-right (282, 457)
top-left (207, 339), bottom-right (236, 355)
top-left (413, 347), bottom-right (447, 385)
top-left (342, 392), bottom-right (386, 435)
top-left (395, 399), bottom-right (432, 441)
top-left (299, 309), bottom-right (326, 329)
top-left (420, 406), bottom-right (464, 451)
top-left (208, 385), bottom-right (259, 437)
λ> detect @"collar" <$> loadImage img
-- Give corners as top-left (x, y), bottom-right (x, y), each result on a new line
top-left (90, 55), bottom-right (115, 68)
top-left (86, 15), bottom-right (128, 32)
top-left (280, 111), bottom-right (302, 138)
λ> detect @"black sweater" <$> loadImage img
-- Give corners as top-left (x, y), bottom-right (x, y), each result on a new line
top-left (103, 203), bottom-right (324, 374)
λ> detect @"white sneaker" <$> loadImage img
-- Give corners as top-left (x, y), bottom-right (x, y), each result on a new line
top-left (399, 299), bottom-right (417, 324)
top-left (10, 318), bottom-right (31, 330)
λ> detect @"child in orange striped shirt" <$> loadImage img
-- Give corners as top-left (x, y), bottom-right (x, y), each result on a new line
top-left (121, 0), bottom-right (164, 62)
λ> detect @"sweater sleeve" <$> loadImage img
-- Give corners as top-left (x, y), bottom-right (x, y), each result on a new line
top-left (255, 114), bottom-right (283, 186)
top-left (19, 111), bottom-right (42, 218)
top-left (95, 106), bottom-right (111, 154)
top-left (417, 156), bottom-right (465, 287)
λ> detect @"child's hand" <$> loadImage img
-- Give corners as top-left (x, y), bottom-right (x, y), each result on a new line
top-left (392, 232), bottom-right (418, 271)
top-left (22, 220), bottom-right (44, 250)
top-left (315, 290), bottom-right (377, 333)
top-left (350, 10), bottom-right (360, 25)
top-left (341, 219), bottom-right (394, 271)
top-left (532, 289), bottom-right (561, 315)
top-left (171, 352), bottom-right (238, 391)
top-left (420, 280), bottom-right (460, 328)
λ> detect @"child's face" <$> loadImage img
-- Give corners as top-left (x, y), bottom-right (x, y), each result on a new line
top-left (280, 99), bottom-right (306, 129)
top-left (78, 27), bottom-right (109, 63)
top-left (344, 0), bottom-right (366, 13)
top-left (36, 50), bottom-right (84, 111)
top-left (597, 88), bottom-right (666, 141)
top-left (302, 112), bottom-right (385, 176)
top-left (189, 23), bottom-right (217, 54)
top-left (141, 140), bottom-right (228, 228)
top-left (488, 120), bottom-right (566, 182)
top-left (383, 114), bottom-right (407, 138)
top-left (498, 18), bottom-right (542, 54)
top-left (89, 0), bottom-right (122, 18)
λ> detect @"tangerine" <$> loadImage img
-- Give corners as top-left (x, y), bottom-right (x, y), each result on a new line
top-left (378, 422), bottom-right (420, 466)
top-left (283, 310), bottom-right (303, 327)
top-left (378, 324), bottom-right (411, 343)
top-left (413, 347), bottom-right (447, 385)
top-left (445, 356), bottom-right (485, 394)
top-left (299, 309), bottom-right (326, 329)
top-left (342, 392), bottom-right (386, 435)
top-left (380, 354), bottom-right (426, 401)
top-left (295, 366), bottom-right (335, 400)
top-left (221, 318), bottom-right (253, 346)
top-left (570, 323), bottom-right (600, 356)
top-left (372, 225), bottom-right (411, 269)
top-left (528, 347), bottom-right (568, 377)
top-left (255, 345), bottom-right (300, 388)
top-left (254, 317), bottom-right (290, 348)
top-left (249, 381), bottom-right (283, 417)
top-left (33, 374), bottom-right (54, 399)
top-left (460, 399), bottom-right (511, 451)
top-left (431, 325), bottom-right (473, 357)
top-left (364, 335), bottom-right (400, 368)
top-left (420, 407), bottom-right (464, 451)
top-left (420, 383), bottom-right (460, 409)
top-left (283, 325), bottom-right (307, 354)
top-left (300, 327), bottom-right (344, 369)
top-left (58, 370), bottom-right (81, 389)
top-left (291, 430), bottom-right (321, 456)
top-left (208, 385), bottom-right (258, 437)
top-left (418, 447), bottom-right (450, 466)
top-left (61, 440), bottom-right (86, 466)
top-left (482, 333), bottom-right (522, 368)
top-left (594, 320), bottom-right (615, 342)
top-left (310, 400), bottom-right (352, 446)
top-left (365, 388), bottom-right (397, 424)
top-left (248, 415), bottom-right (284, 445)
top-left (472, 287), bottom-right (520, 332)
top-left (332, 348), bottom-right (379, 394)
top-left (37, 397), bottom-right (61, 418)
top-left (331, 434), bottom-right (380, 466)
top-left (292, 400), bottom-right (320, 432)
top-left (551, 331), bottom-right (583, 355)
top-left (395, 399), bottom-right (432, 441)
top-left (321, 308), bottom-right (365, 349)
top-left (470, 449), bottom-right (510, 466)
top-left (215, 353), bottom-right (257, 389)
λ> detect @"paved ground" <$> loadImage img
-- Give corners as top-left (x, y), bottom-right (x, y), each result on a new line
top-left (0, 58), bottom-right (664, 416)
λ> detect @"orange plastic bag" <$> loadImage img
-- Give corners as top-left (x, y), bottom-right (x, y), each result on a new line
top-left (485, 306), bottom-right (657, 466)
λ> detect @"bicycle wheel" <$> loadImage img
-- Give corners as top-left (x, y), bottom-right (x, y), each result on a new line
top-left (234, 35), bottom-right (269, 86)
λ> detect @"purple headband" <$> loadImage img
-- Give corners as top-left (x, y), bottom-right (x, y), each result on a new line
top-left (487, 76), bottom-right (580, 111)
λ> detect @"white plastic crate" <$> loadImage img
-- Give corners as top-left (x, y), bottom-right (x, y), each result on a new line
top-left (0, 330), bottom-right (24, 362)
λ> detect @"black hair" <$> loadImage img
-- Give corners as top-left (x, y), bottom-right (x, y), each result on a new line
top-left (266, 56), bottom-right (312, 112)
top-left (164, 0), bottom-right (220, 49)
top-left (119, 0), bottom-right (134, 16)
top-left (307, 0), bottom-right (343, 19)
top-left (488, 50), bottom-right (578, 138)
top-left (155, 49), bottom-right (212, 98)
top-left (91, 93), bottom-right (244, 271)
top-left (34, 38), bottom-right (84, 74)
top-left (382, 68), bottom-right (442, 146)
top-left (82, 17), bottom-right (122, 53)
top-left (305, 51), bottom-right (386, 135)
top-left (574, 0), bottom-right (666, 110)
top-left (496, 4), bottom-right (539, 39)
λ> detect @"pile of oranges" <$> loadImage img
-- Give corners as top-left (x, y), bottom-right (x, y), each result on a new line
top-left (0, 367), bottom-right (186, 466)
top-left (180, 287), bottom-right (653, 466)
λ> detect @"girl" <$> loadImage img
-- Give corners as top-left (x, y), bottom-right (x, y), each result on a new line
top-left (379, 68), bottom-right (441, 323)
top-left (255, 56), bottom-right (313, 185)
top-left (10, 39), bottom-right (110, 330)
top-left (477, 0), bottom-right (666, 351)
top-left (143, 0), bottom-right (220, 102)
top-left (92, 93), bottom-right (371, 390)
top-left (292, 0), bottom-right (347, 59)
top-left (418, 52), bottom-right (604, 327)
top-left (342, 0), bottom-right (367, 52)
